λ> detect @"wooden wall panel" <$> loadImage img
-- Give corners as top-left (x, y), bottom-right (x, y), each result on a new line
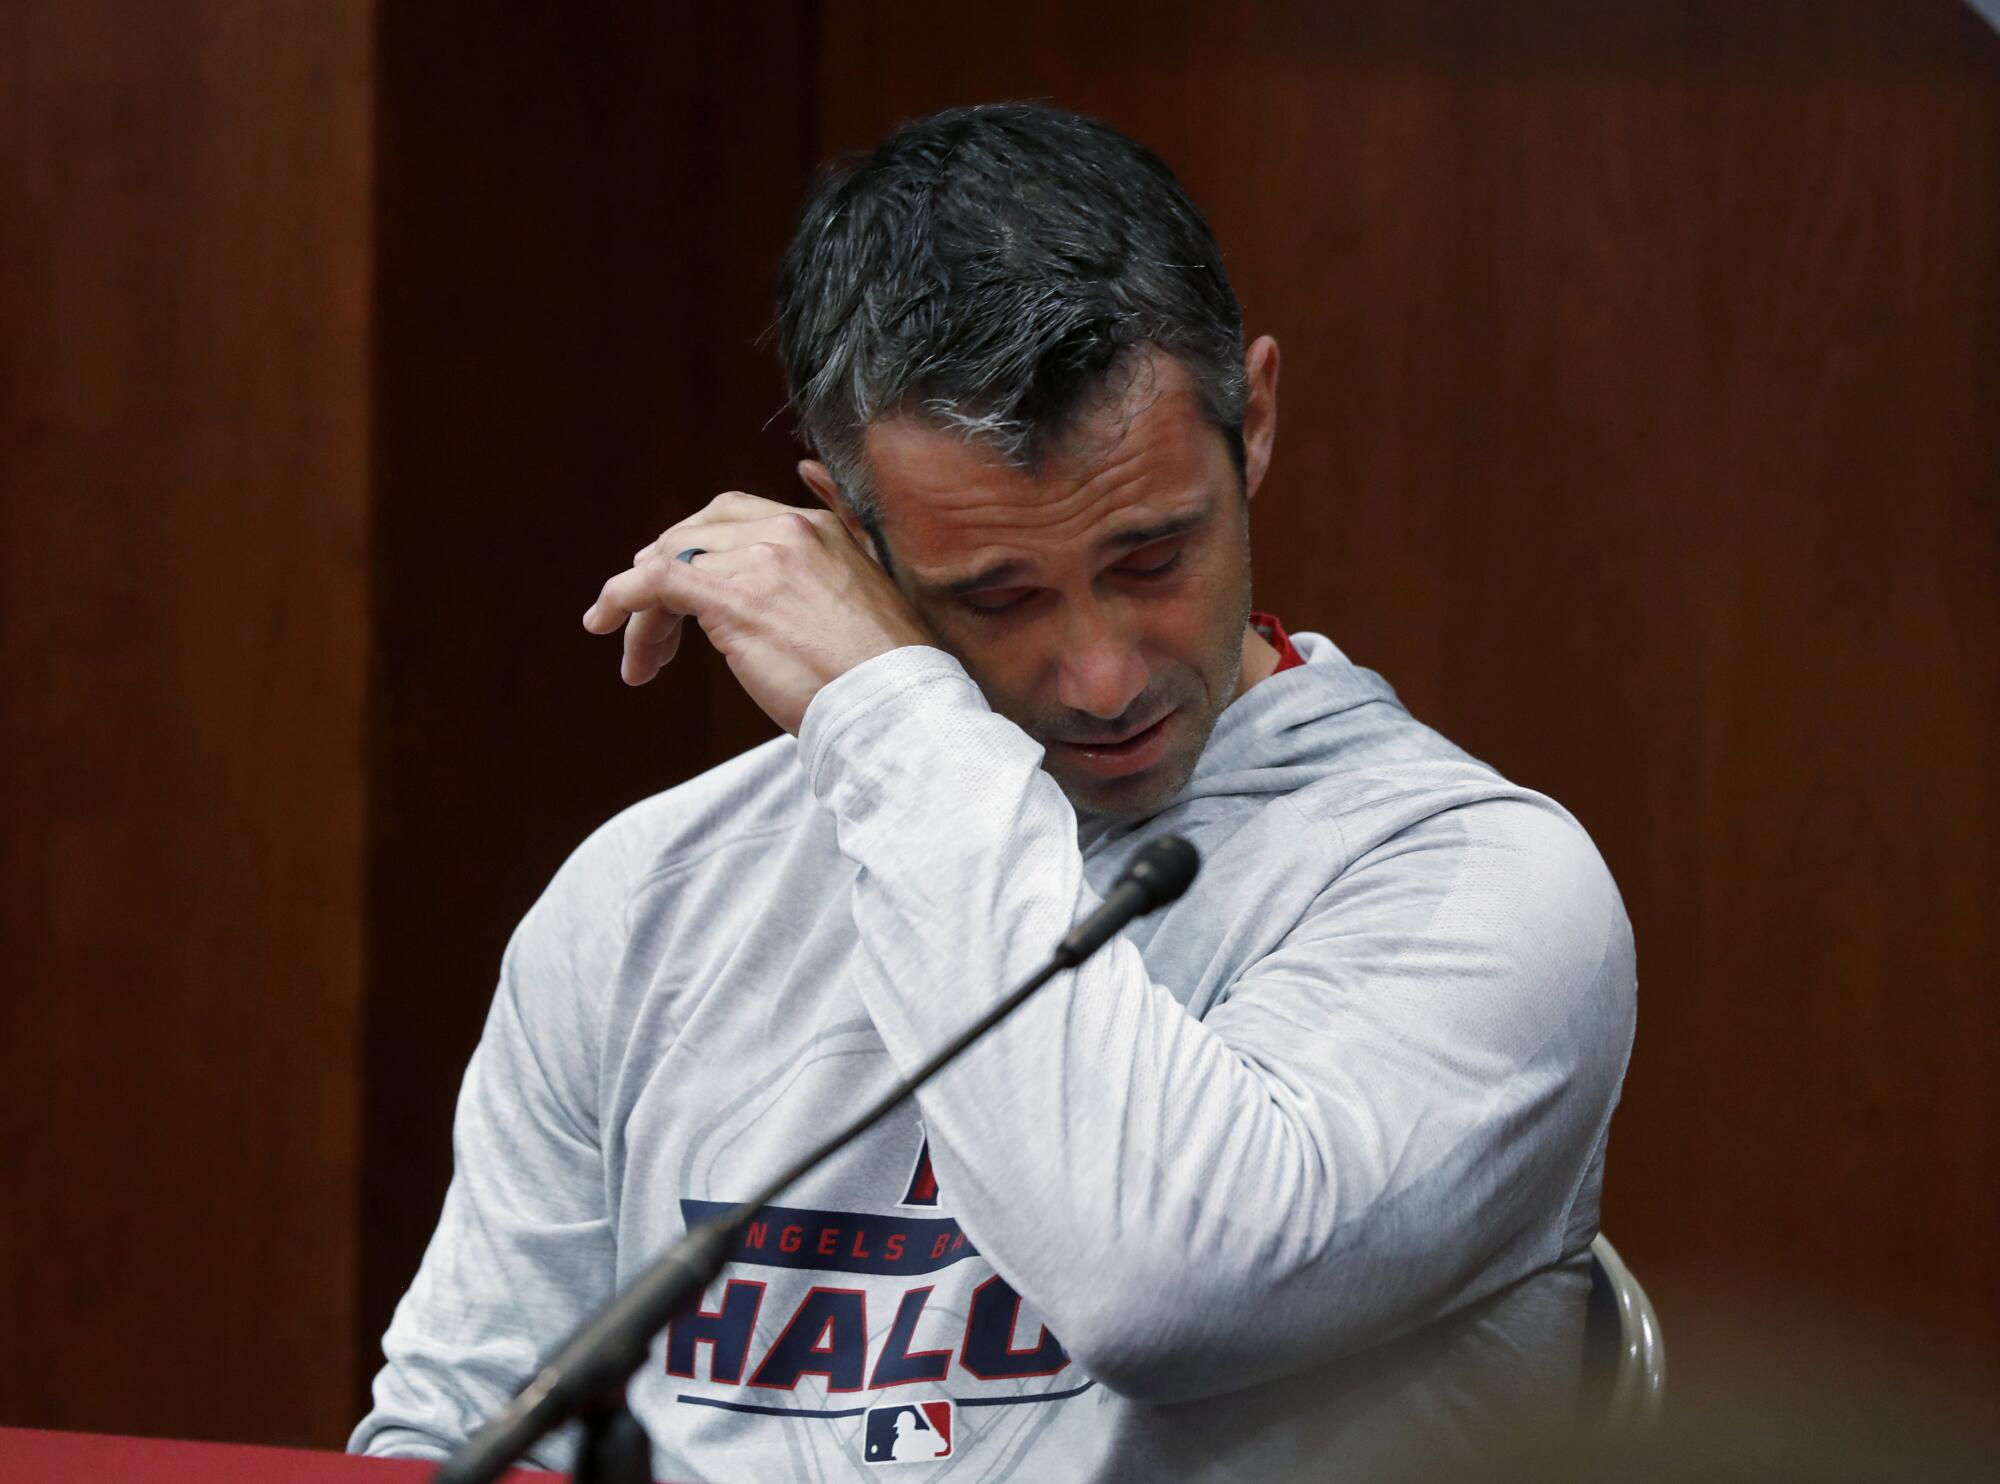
top-left (8, 0), bottom-right (1992, 1454)
top-left (812, 0), bottom-right (2000, 1392)
top-left (0, 1), bottom-right (373, 1446)
top-left (359, 0), bottom-right (815, 1418)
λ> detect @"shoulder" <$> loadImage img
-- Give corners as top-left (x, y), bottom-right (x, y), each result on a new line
top-left (1265, 679), bottom-right (1634, 1050)
top-left (508, 734), bottom-right (817, 994)
top-left (549, 734), bottom-right (813, 905)
top-left (1273, 647), bottom-right (1618, 923)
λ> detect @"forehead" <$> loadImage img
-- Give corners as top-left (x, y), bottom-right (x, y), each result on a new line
top-left (863, 356), bottom-right (1224, 579)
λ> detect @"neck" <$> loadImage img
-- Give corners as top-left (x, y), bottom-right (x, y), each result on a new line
top-left (1233, 623), bottom-right (1280, 700)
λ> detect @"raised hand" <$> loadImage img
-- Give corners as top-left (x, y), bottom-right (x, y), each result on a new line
top-left (582, 490), bottom-right (932, 735)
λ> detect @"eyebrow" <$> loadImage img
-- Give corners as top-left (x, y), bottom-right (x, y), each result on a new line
top-left (925, 503), bottom-right (1212, 598)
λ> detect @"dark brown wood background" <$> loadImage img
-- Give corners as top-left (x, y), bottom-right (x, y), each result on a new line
top-left (0, 0), bottom-right (373, 1447)
top-left (3, 0), bottom-right (1994, 1451)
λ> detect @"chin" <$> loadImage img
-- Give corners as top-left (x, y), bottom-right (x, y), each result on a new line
top-left (1057, 752), bottom-right (1202, 824)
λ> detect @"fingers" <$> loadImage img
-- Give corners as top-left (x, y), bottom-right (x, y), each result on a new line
top-left (582, 559), bottom-right (675, 635)
top-left (620, 606), bottom-right (681, 686)
top-left (589, 512), bottom-right (821, 637)
top-left (591, 514), bottom-right (812, 631)
top-left (618, 573), bottom-right (686, 685)
top-left (582, 540), bottom-right (744, 686)
top-left (633, 491), bottom-right (817, 564)
top-left (589, 500), bottom-right (838, 687)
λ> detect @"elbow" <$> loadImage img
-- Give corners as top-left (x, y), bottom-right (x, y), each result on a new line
top-left (1042, 1248), bottom-right (1285, 1406)
top-left (1061, 1310), bottom-right (1257, 1406)
top-left (1072, 1348), bottom-right (1223, 1407)
top-left (1048, 1148), bottom-right (1342, 1403)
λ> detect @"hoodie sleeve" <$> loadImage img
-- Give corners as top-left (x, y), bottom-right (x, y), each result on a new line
top-left (799, 646), bottom-right (1635, 1405)
top-left (348, 827), bottom-right (630, 1462)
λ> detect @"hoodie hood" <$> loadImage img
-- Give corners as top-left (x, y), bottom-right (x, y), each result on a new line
top-left (1178, 631), bottom-right (1411, 803)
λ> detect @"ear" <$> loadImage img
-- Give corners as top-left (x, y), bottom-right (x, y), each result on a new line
top-left (801, 459), bottom-right (904, 576)
top-left (797, 458), bottom-right (844, 516)
top-left (1239, 335), bottom-right (1280, 501)
top-left (798, 460), bottom-right (874, 550)
top-left (796, 460), bottom-right (876, 552)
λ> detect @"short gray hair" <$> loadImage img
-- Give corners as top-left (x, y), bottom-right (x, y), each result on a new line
top-left (776, 104), bottom-right (1247, 535)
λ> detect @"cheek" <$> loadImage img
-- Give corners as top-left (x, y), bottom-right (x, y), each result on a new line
top-left (920, 613), bottom-right (1038, 711)
top-left (1156, 567), bottom-right (1243, 660)
top-left (1162, 592), bottom-right (1225, 647)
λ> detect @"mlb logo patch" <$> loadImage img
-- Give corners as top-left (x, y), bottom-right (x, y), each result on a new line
top-left (862, 1399), bottom-right (953, 1463)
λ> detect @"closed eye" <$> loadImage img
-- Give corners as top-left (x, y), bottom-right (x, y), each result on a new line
top-left (1118, 541), bottom-right (1183, 578)
top-left (959, 543), bottom-right (1187, 617)
top-left (961, 587), bottom-right (1035, 615)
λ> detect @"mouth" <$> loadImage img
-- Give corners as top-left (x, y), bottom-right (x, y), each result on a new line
top-left (1046, 709), bottom-right (1179, 780)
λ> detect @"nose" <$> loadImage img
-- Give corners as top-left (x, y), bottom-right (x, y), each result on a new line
top-left (1054, 600), bottom-right (1149, 723)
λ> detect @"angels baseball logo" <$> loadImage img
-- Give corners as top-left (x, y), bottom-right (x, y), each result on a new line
top-left (667, 1130), bottom-right (1085, 1461)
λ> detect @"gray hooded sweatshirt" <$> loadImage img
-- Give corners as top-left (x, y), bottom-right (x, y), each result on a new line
top-left (353, 631), bottom-right (1635, 1481)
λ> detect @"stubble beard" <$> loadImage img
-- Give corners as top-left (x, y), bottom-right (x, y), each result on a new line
top-left (1045, 526), bottom-right (1255, 823)
top-left (1054, 628), bottom-right (1244, 823)
top-left (1051, 586), bottom-right (1251, 826)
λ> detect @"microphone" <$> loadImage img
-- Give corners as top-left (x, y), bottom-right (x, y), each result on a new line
top-left (437, 835), bottom-right (1200, 1484)
top-left (1057, 835), bottom-right (1201, 965)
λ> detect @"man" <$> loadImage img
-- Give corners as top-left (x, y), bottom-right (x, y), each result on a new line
top-left (353, 104), bottom-right (1635, 1480)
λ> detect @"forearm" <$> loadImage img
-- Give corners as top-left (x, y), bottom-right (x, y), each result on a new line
top-left (801, 647), bottom-right (1630, 1401)
top-left (802, 652), bottom-right (1328, 1395)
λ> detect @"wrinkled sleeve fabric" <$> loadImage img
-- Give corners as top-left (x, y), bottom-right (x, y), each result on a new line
top-left (348, 834), bottom-right (629, 1463)
top-left (799, 646), bottom-right (1634, 1405)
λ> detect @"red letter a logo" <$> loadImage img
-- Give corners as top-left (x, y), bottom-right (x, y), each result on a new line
top-left (900, 1136), bottom-right (939, 1207)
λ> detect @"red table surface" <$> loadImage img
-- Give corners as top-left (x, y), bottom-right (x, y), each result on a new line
top-left (0, 1427), bottom-right (588, 1483)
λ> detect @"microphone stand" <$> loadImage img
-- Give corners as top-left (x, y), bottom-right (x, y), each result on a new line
top-left (434, 836), bottom-right (1199, 1484)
